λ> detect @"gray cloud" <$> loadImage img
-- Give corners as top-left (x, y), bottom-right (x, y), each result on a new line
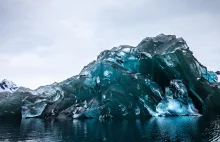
top-left (0, 0), bottom-right (219, 88)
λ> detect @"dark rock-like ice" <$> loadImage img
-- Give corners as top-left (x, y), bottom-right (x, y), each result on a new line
top-left (0, 34), bottom-right (220, 120)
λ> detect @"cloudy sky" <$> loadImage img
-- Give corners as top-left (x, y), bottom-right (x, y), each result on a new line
top-left (0, 0), bottom-right (219, 89)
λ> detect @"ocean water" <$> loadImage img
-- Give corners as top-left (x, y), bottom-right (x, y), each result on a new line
top-left (0, 114), bottom-right (220, 142)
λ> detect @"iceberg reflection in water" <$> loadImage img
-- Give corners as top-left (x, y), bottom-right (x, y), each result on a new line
top-left (0, 114), bottom-right (220, 141)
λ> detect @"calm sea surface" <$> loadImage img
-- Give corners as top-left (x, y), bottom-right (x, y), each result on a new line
top-left (0, 114), bottom-right (220, 142)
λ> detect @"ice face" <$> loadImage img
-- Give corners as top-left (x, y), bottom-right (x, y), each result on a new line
top-left (156, 80), bottom-right (199, 116)
top-left (22, 102), bottom-right (47, 118)
top-left (0, 34), bottom-right (220, 120)
top-left (200, 66), bottom-right (218, 83)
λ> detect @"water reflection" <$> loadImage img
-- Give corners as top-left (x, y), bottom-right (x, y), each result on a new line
top-left (142, 117), bottom-right (199, 141)
top-left (0, 114), bottom-right (220, 141)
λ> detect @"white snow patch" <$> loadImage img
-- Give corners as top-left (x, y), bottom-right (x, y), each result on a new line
top-left (0, 79), bottom-right (19, 93)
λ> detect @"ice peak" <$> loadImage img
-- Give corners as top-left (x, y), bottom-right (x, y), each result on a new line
top-left (0, 79), bottom-right (19, 93)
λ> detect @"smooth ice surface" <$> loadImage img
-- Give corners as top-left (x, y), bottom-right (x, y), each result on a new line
top-left (0, 34), bottom-right (220, 119)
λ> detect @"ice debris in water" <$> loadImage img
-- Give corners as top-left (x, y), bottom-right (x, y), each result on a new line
top-left (0, 34), bottom-right (220, 119)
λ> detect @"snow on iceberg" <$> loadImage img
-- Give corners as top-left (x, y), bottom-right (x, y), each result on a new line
top-left (0, 79), bottom-right (19, 93)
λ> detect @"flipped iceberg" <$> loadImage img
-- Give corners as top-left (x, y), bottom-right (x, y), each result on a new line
top-left (0, 34), bottom-right (219, 119)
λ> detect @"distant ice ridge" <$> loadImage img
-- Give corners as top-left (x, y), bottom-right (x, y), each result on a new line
top-left (0, 79), bottom-right (19, 93)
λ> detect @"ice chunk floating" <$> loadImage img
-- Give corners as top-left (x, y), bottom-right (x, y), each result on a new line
top-left (0, 34), bottom-right (220, 120)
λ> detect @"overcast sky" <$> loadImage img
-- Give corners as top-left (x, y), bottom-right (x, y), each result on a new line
top-left (0, 0), bottom-right (219, 89)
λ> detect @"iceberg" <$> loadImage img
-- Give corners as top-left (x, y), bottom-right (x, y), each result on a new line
top-left (0, 34), bottom-right (220, 120)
